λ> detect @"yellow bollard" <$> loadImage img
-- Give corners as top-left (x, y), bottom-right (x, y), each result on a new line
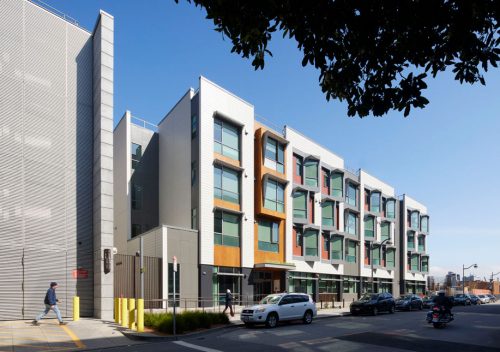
top-left (137, 298), bottom-right (144, 333)
top-left (73, 296), bottom-right (80, 321)
top-left (118, 298), bottom-right (122, 324)
top-left (114, 298), bottom-right (119, 323)
top-left (128, 298), bottom-right (136, 330)
top-left (121, 298), bottom-right (128, 328)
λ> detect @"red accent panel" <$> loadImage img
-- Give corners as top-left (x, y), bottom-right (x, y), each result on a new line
top-left (308, 195), bottom-right (314, 223)
top-left (364, 191), bottom-right (370, 211)
top-left (321, 236), bottom-right (329, 260)
top-left (293, 227), bottom-right (302, 256)
top-left (293, 155), bottom-right (302, 184)
top-left (321, 169), bottom-right (329, 195)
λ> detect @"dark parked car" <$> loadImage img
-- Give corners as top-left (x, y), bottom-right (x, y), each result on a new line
top-left (422, 295), bottom-right (437, 308)
top-left (453, 294), bottom-right (472, 306)
top-left (469, 294), bottom-right (482, 305)
top-left (395, 294), bottom-right (424, 311)
top-left (350, 293), bottom-right (396, 316)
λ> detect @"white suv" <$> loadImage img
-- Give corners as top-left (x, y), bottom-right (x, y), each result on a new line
top-left (240, 293), bottom-right (317, 328)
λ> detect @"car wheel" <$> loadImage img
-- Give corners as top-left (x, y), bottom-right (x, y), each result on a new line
top-left (372, 307), bottom-right (378, 316)
top-left (389, 305), bottom-right (395, 314)
top-left (265, 313), bottom-right (278, 329)
top-left (303, 310), bottom-right (313, 324)
top-left (433, 322), bottom-right (442, 329)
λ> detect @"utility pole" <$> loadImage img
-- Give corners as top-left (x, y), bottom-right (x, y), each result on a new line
top-left (462, 263), bottom-right (477, 295)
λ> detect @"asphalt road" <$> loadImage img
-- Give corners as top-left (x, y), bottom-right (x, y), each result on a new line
top-left (104, 303), bottom-right (500, 352)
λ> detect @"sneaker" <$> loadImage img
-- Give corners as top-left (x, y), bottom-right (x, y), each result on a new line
top-left (59, 322), bottom-right (67, 326)
top-left (32, 320), bottom-right (40, 326)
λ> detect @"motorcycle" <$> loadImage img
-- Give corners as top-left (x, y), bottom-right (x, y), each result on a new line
top-left (426, 305), bottom-right (454, 328)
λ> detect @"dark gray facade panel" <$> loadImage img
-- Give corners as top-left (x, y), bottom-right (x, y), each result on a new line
top-left (0, 0), bottom-right (94, 320)
top-left (199, 264), bottom-right (214, 307)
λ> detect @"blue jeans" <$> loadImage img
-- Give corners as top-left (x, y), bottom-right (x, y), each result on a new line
top-left (36, 304), bottom-right (63, 323)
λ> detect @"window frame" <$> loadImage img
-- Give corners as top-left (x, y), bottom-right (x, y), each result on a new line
top-left (331, 236), bottom-right (343, 260)
top-left (131, 183), bottom-right (143, 210)
top-left (258, 219), bottom-right (280, 252)
top-left (330, 172), bottom-right (343, 197)
top-left (364, 216), bottom-right (375, 238)
top-left (214, 165), bottom-right (240, 204)
top-left (214, 210), bottom-right (241, 247)
top-left (321, 201), bottom-right (335, 226)
top-left (386, 199), bottom-right (396, 219)
top-left (380, 221), bottom-right (390, 241)
top-left (346, 240), bottom-right (357, 263)
top-left (304, 230), bottom-right (318, 257)
top-left (131, 142), bottom-right (142, 170)
top-left (264, 137), bottom-right (285, 173)
top-left (304, 159), bottom-right (319, 187)
top-left (214, 118), bottom-right (240, 160)
top-left (346, 183), bottom-right (357, 207)
top-left (264, 178), bottom-right (285, 213)
top-left (370, 192), bottom-right (380, 213)
top-left (345, 211), bottom-right (358, 235)
top-left (293, 190), bottom-right (307, 219)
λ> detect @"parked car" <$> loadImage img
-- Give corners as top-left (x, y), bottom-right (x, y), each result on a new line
top-left (240, 293), bottom-right (317, 328)
top-left (469, 294), bottom-right (481, 305)
top-left (395, 294), bottom-right (424, 311)
top-left (486, 294), bottom-right (497, 303)
top-left (477, 294), bottom-right (490, 304)
top-left (453, 294), bottom-right (472, 306)
top-left (350, 293), bottom-right (396, 316)
top-left (422, 295), bottom-right (437, 308)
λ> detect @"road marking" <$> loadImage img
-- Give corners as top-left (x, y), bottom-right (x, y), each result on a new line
top-left (173, 340), bottom-right (223, 352)
top-left (60, 325), bottom-right (85, 349)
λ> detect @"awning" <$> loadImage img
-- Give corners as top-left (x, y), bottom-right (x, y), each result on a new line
top-left (254, 263), bottom-right (296, 271)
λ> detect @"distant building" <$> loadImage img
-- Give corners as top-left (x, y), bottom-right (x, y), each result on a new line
top-left (445, 272), bottom-right (460, 288)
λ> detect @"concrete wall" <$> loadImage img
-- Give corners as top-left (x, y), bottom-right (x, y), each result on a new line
top-left (113, 113), bottom-right (129, 254)
top-left (92, 10), bottom-right (114, 320)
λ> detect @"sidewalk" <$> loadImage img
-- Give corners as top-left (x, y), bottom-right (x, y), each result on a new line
top-left (0, 318), bottom-right (142, 352)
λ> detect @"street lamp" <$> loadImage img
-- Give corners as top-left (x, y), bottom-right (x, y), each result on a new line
top-left (370, 238), bottom-right (392, 294)
top-left (462, 263), bottom-right (478, 294)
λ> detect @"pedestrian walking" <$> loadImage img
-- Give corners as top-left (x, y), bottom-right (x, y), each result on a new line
top-left (32, 282), bottom-right (66, 325)
top-left (222, 289), bottom-right (234, 317)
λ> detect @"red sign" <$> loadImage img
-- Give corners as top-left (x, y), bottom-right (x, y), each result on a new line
top-left (72, 268), bottom-right (89, 279)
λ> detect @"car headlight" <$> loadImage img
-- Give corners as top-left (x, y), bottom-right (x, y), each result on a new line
top-left (254, 307), bottom-right (266, 313)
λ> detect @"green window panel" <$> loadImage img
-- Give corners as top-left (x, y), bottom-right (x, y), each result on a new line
top-left (331, 172), bottom-right (343, 197)
top-left (381, 222), bottom-right (390, 241)
top-left (410, 211), bottom-right (419, 230)
top-left (214, 165), bottom-right (240, 204)
top-left (322, 201), bottom-right (335, 226)
top-left (258, 220), bottom-right (279, 252)
top-left (214, 118), bottom-right (240, 160)
top-left (418, 236), bottom-right (425, 252)
top-left (346, 183), bottom-right (357, 206)
top-left (331, 236), bottom-right (343, 260)
top-left (411, 254), bottom-right (419, 271)
top-left (264, 138), bottom-right (285, 173)
top-left (304, 160), bottom-right (318, 187)
top-left (407, 232), bottom-right (415, 249)
top-left (364, 216), bottom-right (374, 238)
top-left (386, 200), bottom-right (395, 219)
top-left (371, 247), bottom-right (380, 266)
top-left (264, 179), bottom-right (285, 213)
top-left (346, 240), bottom-right (357, 263)
top-left (370, 192), bottom-right (380, 213)
top-left (293, 191), bottom-right (307, 218)
top-left (304, 230), bottom-right (318, 256)
top-left (421, 257), bottom-right (429, 272)
top-left (386, 249), bottom-right (395, 268)
top-left (421, 216), bottom-right (429, 232)
top-left (295, 156), bottom-right (303, 178)
top-left (345, 212), bottom-right (357, 235)
top-left (214, 210), bottom-right (240, 247)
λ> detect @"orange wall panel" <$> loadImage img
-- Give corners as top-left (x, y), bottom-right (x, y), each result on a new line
top-left (214, 245), bottom-right (241, 267)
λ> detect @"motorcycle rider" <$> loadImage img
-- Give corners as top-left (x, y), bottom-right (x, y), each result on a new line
top-left (434, 291), bottom-right (453, 314)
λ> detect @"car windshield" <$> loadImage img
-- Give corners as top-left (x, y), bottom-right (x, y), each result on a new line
top-left (455, 294), bottom-right (463, 298)
top-left (398, 295), bottom-right (412, 300)
top-left (259, 295), bottom-right (283, 305)
top-left (359, 294), bottom-right (379, 301)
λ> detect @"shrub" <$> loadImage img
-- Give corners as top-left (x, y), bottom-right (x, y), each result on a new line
top-left (144, 311), bottom-right (229, 334)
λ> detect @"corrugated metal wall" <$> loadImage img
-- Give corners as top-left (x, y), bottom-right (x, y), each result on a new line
top-left (0, 0), bottom-right (94, 320)
top-left (114, 254), bottom-right (163, 309)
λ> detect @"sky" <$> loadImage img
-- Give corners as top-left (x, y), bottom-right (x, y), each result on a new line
top-left (41, 0), bottom-right (500, 281)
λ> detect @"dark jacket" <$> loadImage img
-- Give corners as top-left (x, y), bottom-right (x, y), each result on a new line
top-left (225, 292), bottom-right (233, 303)
top-left (44, 288), bottom-right (57, 305)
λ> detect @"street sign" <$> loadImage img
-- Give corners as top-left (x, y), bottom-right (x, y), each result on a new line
top-left (72, 268), bottom-right (88, 279)
top-left (173, 256), bottom-right (178, 272)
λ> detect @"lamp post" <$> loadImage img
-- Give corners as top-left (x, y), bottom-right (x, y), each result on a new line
top-left (491, 272), bottom-right (500, 291)
top-left (370, 238), bottom-right (392, 294)
top-left (462, 263), bottom-right (478, 294)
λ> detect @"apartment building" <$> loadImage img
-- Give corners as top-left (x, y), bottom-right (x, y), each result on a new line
top-left (0, 0), bottom-right (114, 319)
top-left (113, 76), bottom-right (430, 304)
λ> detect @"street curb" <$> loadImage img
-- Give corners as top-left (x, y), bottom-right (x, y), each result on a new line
top-left (119, 311), bottom-right (352, 341)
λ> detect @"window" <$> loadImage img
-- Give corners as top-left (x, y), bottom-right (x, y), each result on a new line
top-left (421, 216), bottom-right (429, 232)
top-left (293, 191), bottom-right (307, 218)
top-left (346, 183), bottom-right (357, 206)
top-left (322, 201), bottom-right (335, 226)
top-left (331, 236), bottom-right (343, 260)
top-left (407, 232), bottom-right (415, 250)
top-left (214, 165), bottom-right (240, 204)
top-left (131, 143), bottom-right (142, 170)
top-left (372, 246), bottom-right (380, 266)
top-left (191, 114), bottom-right (198, 139)
top-left (381, 222), bottom-right (390, 241)
top-left (323, 234), bottom-right (330, 252)
top-left (411, 254), bottom-right (419, 271)
top-left (364, 216), bottom-right (374, 238)
top-left (346, 240), bottom-right (357, 262)
top-left (345, 212), bottom-right (358, 235)
top-left (191, 208), bottom-right (197, 230)
top-left (343, 276), bottom-right (359, 293)
top-left (304, 230), bottom-right (318, 256)
top-left (386, 200), bottom-right (395, 219)
top-left (331, 172), bottom-right (343, 197)
top-left (131, 224), bottom-right (142, 237)
top-left (386, 249), bottom-right (395, 268)
top-left (258, 219), bottom-right (279, 252)
top-left (421, 257), bottom-right (429, 272)
top-left (304, 160), bottom-right (318, 187)
top-left (264, 138), bottom-right (285, 173)
top-left (370, 192), bottom-right (380, 213)
top-left (264, 179), bottom-right (285, 212)
top-left (295, 155), bottom-right (303, 181)
top-left (295, 228), bottom-right (303, 247)
top-left (410, 211), bottom-right (419, 230)
top-left (418, 235), bottom-right (425, 252)
top-left (214, 118), bottom-right (239, 160)
top-left (214, 210), bottom-right (240, 247)
top-left (131, 184), bottom-right (143, 210)
top-left (191, 161), bottom-right (197, 186)
top-left (168, 263), bottom-right (180, 306)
